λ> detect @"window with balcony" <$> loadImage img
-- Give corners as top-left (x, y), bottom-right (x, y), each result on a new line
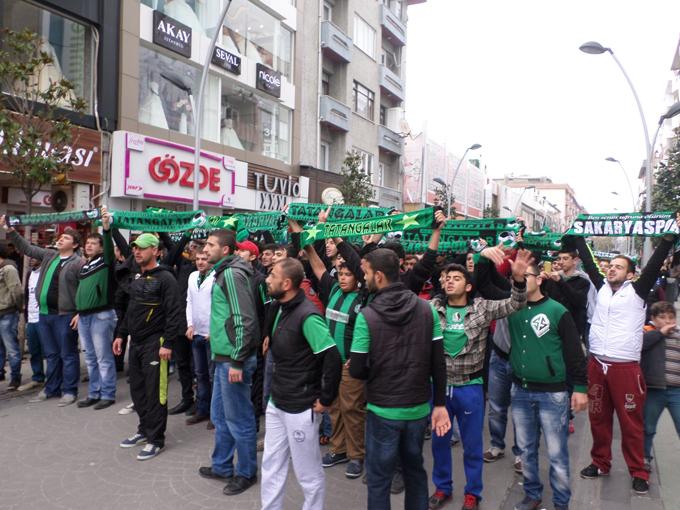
top-left (322, 71), bottom-right (331, 96)
top-left (353, 14), bottom-right (376, 59)
top-left (320, 141), bottom-right (330, 170)
top-left (1, 0), bottom-right (96, 113)
top-left (382, 0), bottom-right (404, 21)
top-left (353, 148), bottom-right (374, 178)
top-left (379, 105), bottom-right (386, 126)
top-left (352, 81), bottom-right (374, 120)
top-left (381, 45), bottom-right (401, 75)
top-left (322, 1), bottom-right (333, 22)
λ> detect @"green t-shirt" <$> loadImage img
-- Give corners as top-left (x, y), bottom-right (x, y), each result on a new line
top-left (351, 303), bottom-right (443, 420)
top-left (39, 256), bottom-right (62, 315)
top-left (444, 305), bottom-right (482, 386)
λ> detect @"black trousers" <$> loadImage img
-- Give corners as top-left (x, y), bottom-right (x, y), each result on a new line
top-left (129, 338), bottom-right (168, 448)
top-left (173, 335), bottom-right (194, 403)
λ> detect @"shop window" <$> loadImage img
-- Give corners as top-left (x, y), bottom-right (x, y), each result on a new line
top-left (353, 148), bottom-right (373, 178)
top-left (352, 81), bottom-right (374, 120)
top-left (0, 0), bottom-right (95, 113)
top-left (142, 0), bottom-right (221, 39)
top-left (220, 79), bottom-right (292, 163)
top-left (222, 0), bottom-right (294, 81)
top-left (353, 14), bottom-right (375, 59)
top-left (138, 46), bottom-right (219, 141)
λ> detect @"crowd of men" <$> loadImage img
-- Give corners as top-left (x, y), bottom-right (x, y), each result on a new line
top-left (0, 208), bottom-right (679, 510)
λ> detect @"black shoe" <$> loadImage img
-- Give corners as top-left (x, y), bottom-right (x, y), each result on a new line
top-left (632, 477), bottom-right (649, 495)
top-left (322, 451), bottom-right (349, 467)
top-left (77, 397), bottom-right (100, 408)
top-left (223, 475), bottom-right (257, 495)
top-left (94, 399), bottom-right (115, 410)
top-left (168, 400), bottom-right (193, 415)
top-left (185, 401), bottom-right (196, 416)
top-left (198, 466), bottom-right (231, 481)
top-left (580, 464), bottom-right (609, 479)
top-left (390, 470), bottom-right (405, 494)
top-left (186, 414), bottom-right (209, 425)
top-left (8, 378), bottom-right (21, 390)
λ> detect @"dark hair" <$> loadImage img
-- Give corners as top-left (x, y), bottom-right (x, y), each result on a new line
top-left (262, 243), bottom-right (278, 254)
top-left (444, 263), bottom-right (472, 285)
top-left (651, 301), bottom-right (676, 318)
top-left (363, 248), bottom-right (400, 283)
top-left (557, 248), bottom-right (578, 258)
top-left (382, 241), bottom-right (406, 261)
top-left (276, 258), bottom-right (304, 288)
top-left (86, 233), bottom-right (103, 248)
top-left (61, 227), bottom-right (81, 247)
top-left (612, 255), bottom-right (635, 274)
top-left (404, 254), bottom-right (418, 261)
top-left (0, 245), bottom-right (8, 259)
top-left (209, 229), bottom-right (237, 253)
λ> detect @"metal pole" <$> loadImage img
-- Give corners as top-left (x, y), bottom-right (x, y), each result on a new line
top-left (448, 147), bottom-right (470, 218)
top-left (193, 0), bottom-right (233, 211)
top-left (607, 51), bottom-right (652, 262)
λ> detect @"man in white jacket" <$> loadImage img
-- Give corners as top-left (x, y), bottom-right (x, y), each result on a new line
top-left (185, 251), bottom-right (215, 425)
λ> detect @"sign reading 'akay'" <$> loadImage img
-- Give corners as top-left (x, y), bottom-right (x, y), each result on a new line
top-left (153, 11), bottom-right (192, 58)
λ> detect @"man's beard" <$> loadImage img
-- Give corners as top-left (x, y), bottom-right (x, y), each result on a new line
top-left (268, 286), bottom-right (284, 299)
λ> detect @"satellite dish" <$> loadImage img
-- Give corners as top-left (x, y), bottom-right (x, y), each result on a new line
top-left (51, 190), bottom-right (68, 212)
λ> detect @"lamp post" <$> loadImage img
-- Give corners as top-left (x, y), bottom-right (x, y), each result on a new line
top-left (445, 143), bottom-right (481, 218)
top-left (604, 157), bottom-right (637, 213)
top-left (513, 185), bottom-right (535, 216)
top-left (193, 0), bottom-right (234, 211)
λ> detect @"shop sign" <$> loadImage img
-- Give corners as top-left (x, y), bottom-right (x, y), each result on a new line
top-left (7, 188), bottom-right (52, 208)
top-left (153, 11), bottom-right (192, 58)
top-left (251, 170), bottom-right (300, 211)
top-left (0, 124), bottom-right (101, 184)
top-left (212, 46), bottom-right (241, 75)
top-left (110, 131), bottom-right (237, 207)
top-left (256, 64), bottom-right (282, 98)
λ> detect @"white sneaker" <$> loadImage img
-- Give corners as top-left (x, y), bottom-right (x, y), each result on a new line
top-left (57, 394), bottom-right (77, 407)
top-left (18, 381), bottom-right (43, 391)
top-left (137, 443), bottom-right (163, 461)
top-left (513, 456), bottom-right (523, 474)
top-left (483, 447), bottom-right (505, 462)
top-left (118, 403), bottom-right (135, 415)
top-left (28, 390), bottom-right (48, 403)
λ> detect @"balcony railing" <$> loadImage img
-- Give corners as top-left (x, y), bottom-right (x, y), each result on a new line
top-left (320, 20), bottom-right (352, 63)
top-left (319, 95), bottom-right (351, 132)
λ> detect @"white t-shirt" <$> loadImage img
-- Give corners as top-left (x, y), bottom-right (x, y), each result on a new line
top-left (27, 269), bottom-right (40, 324)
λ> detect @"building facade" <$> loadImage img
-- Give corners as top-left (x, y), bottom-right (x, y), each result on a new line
top-left (298, 0), bottom-right (422, 210)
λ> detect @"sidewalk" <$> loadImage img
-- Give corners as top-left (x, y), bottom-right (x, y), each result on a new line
top-left (0, 363), bottom-right (677, 509)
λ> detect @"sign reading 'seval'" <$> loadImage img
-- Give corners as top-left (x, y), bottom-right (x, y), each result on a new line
top-left (153, 11), bottom-right (192, 58)
top-left (212, 46), bottom-right (241, 75)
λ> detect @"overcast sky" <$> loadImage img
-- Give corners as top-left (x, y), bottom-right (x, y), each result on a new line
top-left (405, 0), bottom-right (680, 213)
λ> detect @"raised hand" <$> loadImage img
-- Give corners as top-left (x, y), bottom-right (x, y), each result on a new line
top-left (318, 206), bottom-right (332, 224)
top-left (509, 249), bottom-right (534, 282)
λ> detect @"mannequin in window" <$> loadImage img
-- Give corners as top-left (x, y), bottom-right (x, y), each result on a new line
top-left (220, 102), bottom-right (244, 150)
top-left (19, 37), bottom-right (74, 109)
top-left (163, 0), bottom-right (205, 39)
top-left (139, 69), bottom-right (169, 129)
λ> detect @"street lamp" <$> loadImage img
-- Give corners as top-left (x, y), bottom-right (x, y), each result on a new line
top-left (513, 185), bottom-right (535, 216)
top-left (445, 143), bottom-right (481, 218)
top-left (604, 157), bottom-right (636, 212)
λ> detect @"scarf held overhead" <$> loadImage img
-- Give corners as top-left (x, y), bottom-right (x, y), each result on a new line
top-left (566, 212), bottom-right (679, 237)
top-left (7, 209), bottom-right (101, 227)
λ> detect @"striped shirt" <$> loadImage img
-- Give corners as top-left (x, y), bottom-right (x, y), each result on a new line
top-left (665, 332), bottom-right (680, 387)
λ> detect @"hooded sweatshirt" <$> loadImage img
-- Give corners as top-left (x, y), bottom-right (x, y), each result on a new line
top-left (350, 282), bottom-right (446, 420)
top-left (0, 259), bottom-right (23, 315)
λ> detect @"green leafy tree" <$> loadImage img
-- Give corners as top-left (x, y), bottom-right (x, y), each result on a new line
top-left (653, 127), bottom-right (680, 214)
top-left (483, 205), bottom-right (499, 218)
top-left (0, 28), bottom-right (87, 214)
top-left (339, 151), bottom-right (374, 206)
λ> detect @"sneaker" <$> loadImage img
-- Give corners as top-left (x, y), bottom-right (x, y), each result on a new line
top-left (28, 390), bottom-right (48, 403)
top-left (345, 459), bottom-right (364, 479)
top-left (168, 399), bottom-right (193, 415)
top-left (18, 380), bottom-right (43, 391)
top-left (483, 447), bottom-right (505, 463)
top-left (120, 433), bottom-right (147, 448)
top-left (390, 470), bottom-right (405, 494)
top-left (428, 490), bottom-right (451, 509)
top-left (513, 496), bottom-right (542, 510)
top-left (223, 475), bottom-right (257, 495)
top-left (137, 443), bottom-right (163, 461)
top-left (77, 397), bottom-right (100, 408)
top-left (568, 420), bottom-right (575, 434)
top-left (198, 466), bottom-right (231, 481)
top-left (322, 451), bottom-right (349, 467)
top-left (57, 394), bottom-right (76, 407)
top-left (513, 456), bottom-right (523, 474)
top-left (118, 403), bottom-right (135, 415)
top-left (632, 477), bottom-right (649, 495)
top-left (186, 414), bottom-right (209, 425)
top-left (462, 494), bottom-right (479, 510)
top-left (580, 464), bottom-right (609, 479)
top-left (94, 399), bottom-right (115, 410)
top-left (8, 378), bottom-right (21, 390)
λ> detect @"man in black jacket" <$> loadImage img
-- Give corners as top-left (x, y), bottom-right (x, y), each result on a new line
top-left (113, 233), bottom-right (182, 461)
top-left (260, 258), bottom-right (341, 510)
top-left (350, 248), bottom-right (450, 510)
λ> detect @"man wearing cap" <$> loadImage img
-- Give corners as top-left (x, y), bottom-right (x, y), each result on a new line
top-left (113, 233), bottom-right (182, 461)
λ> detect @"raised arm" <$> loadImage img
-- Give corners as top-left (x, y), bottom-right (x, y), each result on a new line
top-left (571, 235), bottom-right (605, 290)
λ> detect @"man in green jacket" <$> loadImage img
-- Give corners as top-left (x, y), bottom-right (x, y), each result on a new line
top-left (508, 262), bottom-right (588, 510)
top-left (74, 208), bottom-right (118, 410)
top-left (199, 229), bottom-right (261, 496)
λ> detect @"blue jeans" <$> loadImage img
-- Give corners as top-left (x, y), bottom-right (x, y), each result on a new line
top-left (38, 314), bottom-right (80, 397)
top-left (26, 322), bottom-right (45, 382)
top-left (365, 410), bottom-right (429, 510)
top-left (321, 410), bottom-right (332, 437)
top-left (210, 355), bottom-right (257, 478)
top-left (487, 350), bottom-right (520, 455)
top-left (643, 386), bottom-right (680, 459)
top-left (0, 313), bottom-right (21, 381)
top-left (191, 335), bottom-right (212, 417)
top-left (431, 385), bottom-right (484, 498)
top-left (78, 310), bottom-right (117, 400)
top-left (511, 384), bottom-right (571, 507)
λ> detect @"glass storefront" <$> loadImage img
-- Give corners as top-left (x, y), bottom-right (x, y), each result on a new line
top-left (141, 0), bottom-right (221, 38)
top-left (0, 0), bottom-right (95, 113)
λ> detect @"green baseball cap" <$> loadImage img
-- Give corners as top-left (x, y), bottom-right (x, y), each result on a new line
top-left (131, 233), bottom-right (159, 249)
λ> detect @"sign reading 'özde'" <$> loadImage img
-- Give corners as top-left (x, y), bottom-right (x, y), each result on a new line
top-left (256, 64), bottom-right (282, 98)
top-left (109, 131), bottom-right (237, 208)
top-left (212, 46), bottom-right (241, 75)
top-left (153, 10), bottom-right (192, 58)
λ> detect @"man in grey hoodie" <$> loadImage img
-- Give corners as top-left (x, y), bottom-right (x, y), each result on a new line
top-left (0, 244), bottom-right (24, 389)
top-left (1, 216), bottom-right (84, 406)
